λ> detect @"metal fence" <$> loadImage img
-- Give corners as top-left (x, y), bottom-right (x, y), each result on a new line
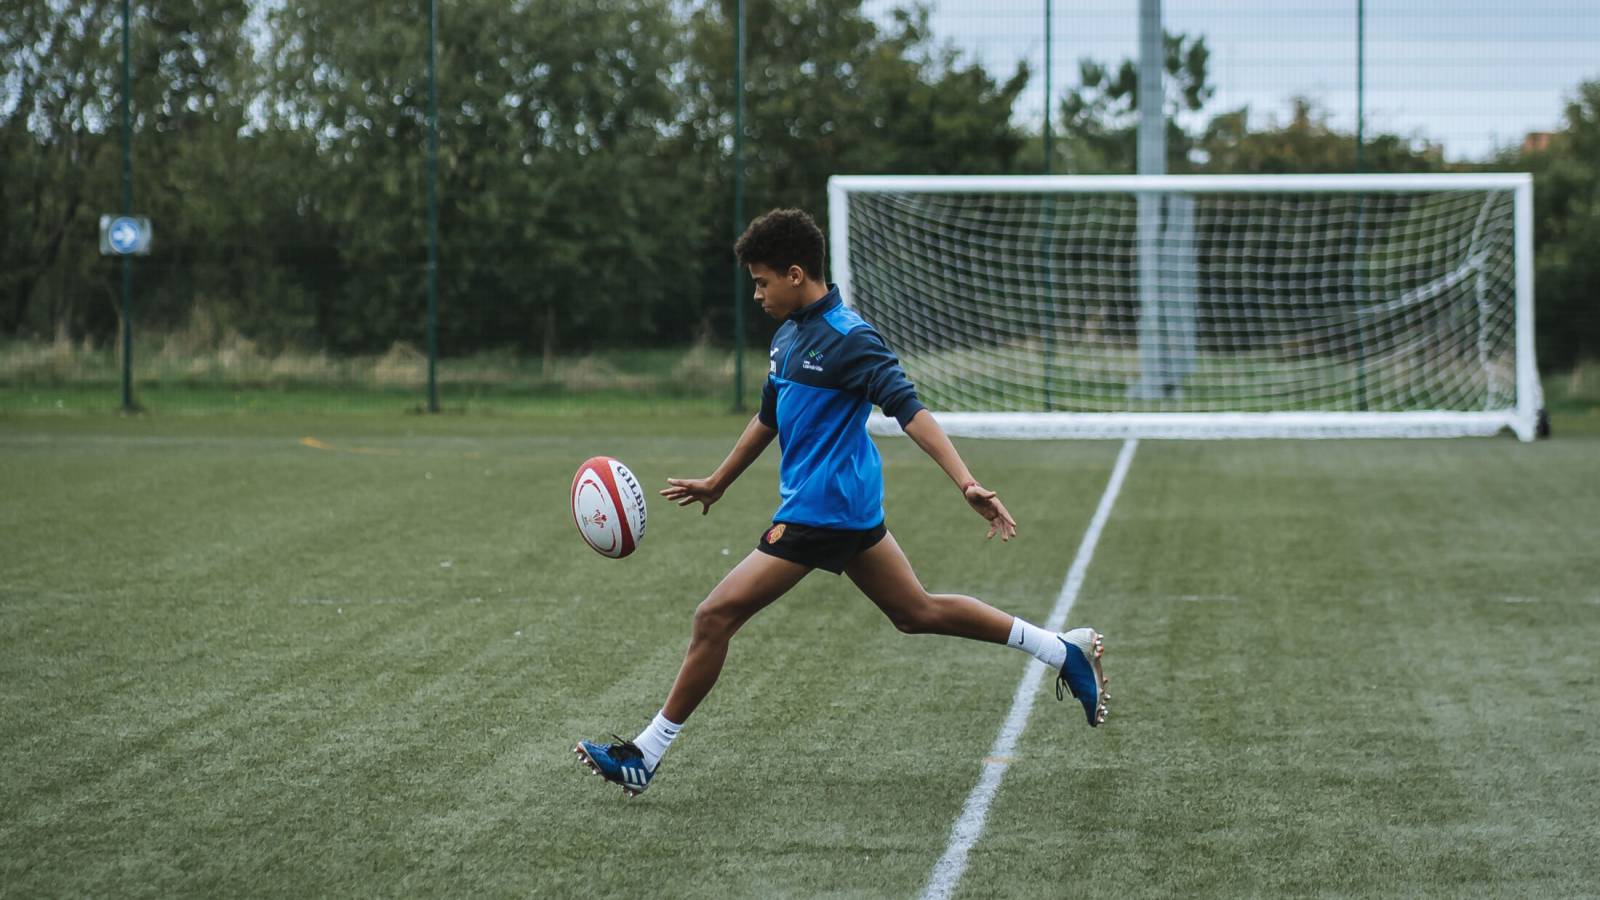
top-left (3, 0), bottom-right (1596, 415)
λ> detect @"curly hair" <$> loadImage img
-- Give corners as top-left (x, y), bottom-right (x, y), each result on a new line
top-left (734, 208), bottom-right (826, 282)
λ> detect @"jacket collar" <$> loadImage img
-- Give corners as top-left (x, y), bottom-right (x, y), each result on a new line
top-left (787, 284), bottom-right (842, 323)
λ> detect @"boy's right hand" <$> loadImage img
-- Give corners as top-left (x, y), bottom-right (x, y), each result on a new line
top-left (660, 477), bottom-right (724, 515)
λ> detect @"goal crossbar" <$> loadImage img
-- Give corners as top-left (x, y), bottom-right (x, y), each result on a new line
top-left (829, 173), bottom-right (1532, 194)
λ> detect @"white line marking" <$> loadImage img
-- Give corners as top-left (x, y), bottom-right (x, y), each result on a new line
top-left (921, 438), bottom-right (1139, 900)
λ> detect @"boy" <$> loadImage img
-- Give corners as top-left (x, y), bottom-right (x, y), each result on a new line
top-left (575, 208), bottom-right (1106, 797)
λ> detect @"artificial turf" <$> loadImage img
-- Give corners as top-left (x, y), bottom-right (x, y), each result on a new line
top-left (2, 413), bottom-right (1596, 897)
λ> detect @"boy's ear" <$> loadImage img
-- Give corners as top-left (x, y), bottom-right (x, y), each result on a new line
top-left (788, 265), bottom-right (805, 285)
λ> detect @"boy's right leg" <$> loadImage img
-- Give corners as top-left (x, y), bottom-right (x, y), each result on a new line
top-left (661, 549), bottom-right (811, 723)
top-left (576, 550), bottom-right (810, 796)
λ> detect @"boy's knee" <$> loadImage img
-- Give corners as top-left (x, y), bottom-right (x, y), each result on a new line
top-left (889, 614), bottom-right (923, 635)
top-left (692, 597), bottom-right (739, 640)
top-left (889, 593), bottom-right (938, 634)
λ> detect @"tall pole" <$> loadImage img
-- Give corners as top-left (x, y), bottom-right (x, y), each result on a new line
top-left (1130, 0), bottom-right (1168, 400)
top-left (731, 0), bottom-right (747, 412)
top-left (1041, 0), bottom-right (1056, 408)
top-left (1352, 0), bottom-right (1370, 409)
top-left (1136, 0), bottom-right (1164, 178)
top-left (1043, 0), bottom-right (1053, 174)
top-left (1355, 0), bottom-right (1365, 172)
top-left (425, 0), bottom-right (440, 412)
top-left (120, 0), bottom-right (134, 413)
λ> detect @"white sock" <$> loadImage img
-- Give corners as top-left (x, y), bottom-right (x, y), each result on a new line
top-left (632, 710), bottom-right (682, 772)
top-left (1008, 617), bottom-right (1067, 670)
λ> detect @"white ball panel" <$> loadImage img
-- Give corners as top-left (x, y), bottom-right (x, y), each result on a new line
top-left (572, 467), bottom-right (625, 558)
top-left (607, 458), bottom-right (648, 545)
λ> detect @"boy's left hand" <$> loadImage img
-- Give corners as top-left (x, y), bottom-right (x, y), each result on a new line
top-left (660, 476), bottom-right (724, 515)
top-left (963, 483), bottom-right (1017, 541)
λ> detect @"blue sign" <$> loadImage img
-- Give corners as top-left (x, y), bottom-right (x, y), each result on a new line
top-left (108, 217), bottom-right (143, 254)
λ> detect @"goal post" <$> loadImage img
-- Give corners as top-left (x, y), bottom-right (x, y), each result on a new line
top-left (827, 173), bottom-right (1543, 441)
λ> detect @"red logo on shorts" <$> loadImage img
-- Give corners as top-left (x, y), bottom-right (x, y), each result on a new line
top-left (764, 523), bottom-right (786, 544)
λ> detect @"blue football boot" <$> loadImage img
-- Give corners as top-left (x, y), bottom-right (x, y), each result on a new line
top-left (1056, 627), bottom-right (1108, 727)
top-left (574, 736), bottom-right (655, 797)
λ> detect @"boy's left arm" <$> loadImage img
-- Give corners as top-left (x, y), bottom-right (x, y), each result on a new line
top-left (901, 409), bottom-right (1018, 541)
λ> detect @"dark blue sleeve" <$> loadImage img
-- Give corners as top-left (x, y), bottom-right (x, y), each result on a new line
top-left (758, 376), bottom-right (778, 429)
top-left (838, 327), bottom-right (925, 428)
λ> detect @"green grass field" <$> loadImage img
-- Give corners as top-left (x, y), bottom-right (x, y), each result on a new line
top-left (2, 412), bottom-right (1598, 897)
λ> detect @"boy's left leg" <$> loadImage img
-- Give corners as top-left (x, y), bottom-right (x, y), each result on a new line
top-left (843, 531), bottom-right (1011, 641)
top-left (844, 531), bottom-right (1108, 726)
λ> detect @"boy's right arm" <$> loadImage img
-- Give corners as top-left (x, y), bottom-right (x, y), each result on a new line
top-left (659, 414), bottom-right (777, 515)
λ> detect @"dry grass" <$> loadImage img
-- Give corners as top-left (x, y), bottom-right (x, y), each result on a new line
top-left (0, 333), bottom-right (751, 393)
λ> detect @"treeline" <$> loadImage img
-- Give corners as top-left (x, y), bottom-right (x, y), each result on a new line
top-left (3, 1), bottom-right (1596, 368)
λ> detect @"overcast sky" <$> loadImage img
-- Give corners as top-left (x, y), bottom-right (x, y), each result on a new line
top-left (865, 0), bottom-right (1600, 160)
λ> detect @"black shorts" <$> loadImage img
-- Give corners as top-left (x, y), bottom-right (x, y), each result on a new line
top-left (755, 520), bottom-right (888, 574)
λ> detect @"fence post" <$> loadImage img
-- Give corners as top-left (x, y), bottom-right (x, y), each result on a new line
top-left (120, 0), bottom-right (136, 413)
top-left (425, 0), bottom-right (441, 413)
top-left (731, 0), bottom-right (747, 412)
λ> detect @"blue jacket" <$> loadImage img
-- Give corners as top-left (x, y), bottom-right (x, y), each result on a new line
top-left (758, 285), bottom-right (925, 529)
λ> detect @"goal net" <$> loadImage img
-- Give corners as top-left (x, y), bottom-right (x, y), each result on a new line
top-left (828, 174), bottom-right (1541, 440)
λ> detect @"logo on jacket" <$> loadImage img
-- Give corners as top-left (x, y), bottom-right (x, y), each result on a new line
top-left (801, 349), bottom-right (825, 373)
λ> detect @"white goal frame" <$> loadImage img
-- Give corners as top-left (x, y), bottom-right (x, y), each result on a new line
top-left (828, 173), bottom-right (1541, 441)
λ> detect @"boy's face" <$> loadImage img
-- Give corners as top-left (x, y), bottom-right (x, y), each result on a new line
top-left (748, 263), bottom-right (808, 319)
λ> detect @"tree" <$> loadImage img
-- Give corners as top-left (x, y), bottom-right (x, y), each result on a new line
top-left (1054, 31), bottom-right (1212, 173)
top-left (1507, 80), bottom-right (1600, 370)
top-left (1200, 97), bottom-right (1444, 174)
top-left (676, 0), bottom-right (1029, 345)
top-left (5, 0), bottom-right (1035, 359)
top-left (259, 0), bottom-right (695, 355)
top-left (0, 0), bottom-right (260, 346)
top-left (1, 0), bottom-right (124, 341)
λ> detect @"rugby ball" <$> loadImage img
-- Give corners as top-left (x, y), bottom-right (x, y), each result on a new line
top-left (570, 456), bottom-right (647, 559)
